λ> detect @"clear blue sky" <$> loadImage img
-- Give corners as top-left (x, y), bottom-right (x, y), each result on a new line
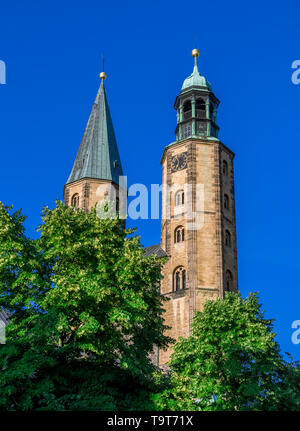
top-left (1, 0), bottom-right (300, 359)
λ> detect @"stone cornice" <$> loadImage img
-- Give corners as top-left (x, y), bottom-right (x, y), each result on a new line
top-left (160, 138), bottom-right (235, 165)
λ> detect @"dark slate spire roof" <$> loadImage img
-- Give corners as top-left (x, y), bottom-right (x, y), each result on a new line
top-left (66, 79), bottom-right (123, 185)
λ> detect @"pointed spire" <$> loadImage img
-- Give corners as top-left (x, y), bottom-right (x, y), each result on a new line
top-left (66, 64), bottom-right (123, 185)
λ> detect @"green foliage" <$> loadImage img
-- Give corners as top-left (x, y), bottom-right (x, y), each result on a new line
top-left (1, 201), bottom-right (299, 411)
top-left (154, 292), bottom-right (300, 411)
top-left (0, 201), bottom-right (170, 410)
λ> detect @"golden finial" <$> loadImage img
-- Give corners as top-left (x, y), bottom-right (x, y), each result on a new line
top-left (192, 40), bottom-right (200, 68)
top-left (192, 40), bottom-right (200, 58)
top-left (99, 54), bottom-right (107, 80)
top-left (192, 48), bottom-right (200, 58)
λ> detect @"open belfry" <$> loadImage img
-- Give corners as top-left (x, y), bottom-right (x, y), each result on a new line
top-left (64, 49), bottom-right (238, 366)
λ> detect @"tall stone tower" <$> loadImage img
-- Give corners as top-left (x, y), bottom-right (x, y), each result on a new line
top-left (159, 49), bottom-right (238, 365)
top-left (64, 69), bottom-right (123, 212)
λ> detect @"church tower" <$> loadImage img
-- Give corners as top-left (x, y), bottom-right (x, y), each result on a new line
top-left (159, 49), bottom-right (238, 365)
top-left (64, 68), bottom-right (123, 212)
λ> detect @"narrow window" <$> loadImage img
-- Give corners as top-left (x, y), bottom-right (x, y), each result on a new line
top-left (175, 190), bottom-right (184, 206)
top-left (176, 272), bottom-right (180, 291)
top-left (225, 230), bottom-right (231, 247)
top-left (175, 226), bottom-right (185, 243)
top-left (223, 160), bottom-right (228, 176)
top-left (224, 194), bottom-right (229, 210)
top-left (225, 270), bottom-right (233, 291)
top-left (182, 270), bottom-right (186, 290)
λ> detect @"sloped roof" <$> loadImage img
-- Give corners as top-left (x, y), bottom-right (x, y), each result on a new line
top-left (143, 244), bottom-right (167, 258)
top-left (0, 309), bottom-right (9, 325)
top-left (66, 79), bottom-right (123, 185)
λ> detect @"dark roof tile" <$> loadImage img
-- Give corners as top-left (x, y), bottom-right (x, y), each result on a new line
top-left (143, 244), bottom-right (167, 258)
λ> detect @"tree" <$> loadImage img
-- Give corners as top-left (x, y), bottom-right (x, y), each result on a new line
top-left (0, 201), bottom-right (170, 410)
top-left (153, 292), bottom-right (300, 411)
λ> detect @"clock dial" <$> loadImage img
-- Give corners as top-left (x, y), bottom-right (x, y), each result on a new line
top-left (171, 156), bottom-right (179, 172)
top-left (171, 152), bottom-right (188, 173)
top-left (180, 153), bottom-right (187, 169)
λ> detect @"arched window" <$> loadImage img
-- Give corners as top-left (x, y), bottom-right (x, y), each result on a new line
top-left (175, 190), bottom-right (184, 206)
top-left (225, 230), bottom-right (231, 247)
top-left (196, 98), bottom-right (205, 110)
top-left (225, 270), bottom-right (233, 292)
top-left (173, 266), bottom-right (186, 291)
top-left (223, 160), bottom-right (228, 176)
top-left (183, 100), bottom-right (191, 112)
top-left (71, 193), bottom-right (80, 209)
top-left (195, 98), bottom-right (206, 119)
top-left (183, 100), bottom-right (192, 120)
top-left (175, 226), bottom-right (185, 243)
top-left (224, 194), bottom-right (229, 210)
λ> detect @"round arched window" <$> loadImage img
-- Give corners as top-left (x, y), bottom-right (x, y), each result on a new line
top-left (175, 190), bottom-right (184, 206)
top-left (71, 193), bottom-right (80, 209)
top-left (174, 226), bottom-right (185, 243)
top-left (173, 266), bottom-right (186, 291)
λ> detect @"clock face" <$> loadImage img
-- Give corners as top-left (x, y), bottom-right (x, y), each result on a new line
top-left (171, 152), bottom-right (188, 173)
top-left (171, 156), bottom-right (179, 172)
top-left (180, 153), bottom-right (187, 170)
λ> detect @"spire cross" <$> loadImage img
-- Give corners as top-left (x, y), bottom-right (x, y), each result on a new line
top-left (99, 53), bottom-right (107, 80)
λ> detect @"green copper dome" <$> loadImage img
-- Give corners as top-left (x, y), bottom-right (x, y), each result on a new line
top-left (181, 63), bottom-right (212, 92)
